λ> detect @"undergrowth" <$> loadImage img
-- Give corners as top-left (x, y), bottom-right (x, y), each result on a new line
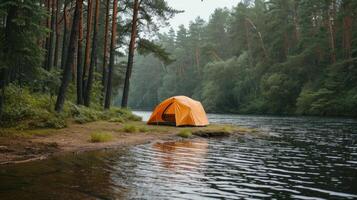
top-left (0, 84), bottom-right (141, 130)
top-left (90, 132), bottom-right (114, 143)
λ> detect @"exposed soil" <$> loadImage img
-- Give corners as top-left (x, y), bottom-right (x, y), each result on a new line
top-left (0, 121), bottom-right (253, 165)
top-left (0, 121), bottom-right (177, 165)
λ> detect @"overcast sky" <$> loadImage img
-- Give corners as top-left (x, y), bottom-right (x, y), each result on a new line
top-left (164, 0), bottom-right (240, 31)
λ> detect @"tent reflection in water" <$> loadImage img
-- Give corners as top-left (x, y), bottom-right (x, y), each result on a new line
top-left (147, 96), bottom-right (209, 127)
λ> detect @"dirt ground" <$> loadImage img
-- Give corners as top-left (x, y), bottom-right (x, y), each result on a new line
top-left (0, 121), bottom-right (178, 165)
top-left (0, 121), bottom-right (253, 165)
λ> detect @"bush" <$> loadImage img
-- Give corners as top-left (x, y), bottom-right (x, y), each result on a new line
top-left (177, 129), bottom-right (192, 138)
top-left (29, 114), bottom-right (67, 129)
top-left (90, 132), bottom-right (114, 143)
top-left (1, 84), bottom-right (142, 130)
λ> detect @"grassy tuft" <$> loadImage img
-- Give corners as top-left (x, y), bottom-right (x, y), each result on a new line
top-left (122, 124), bottom-right (139, 133)
top-left (138, 126), bottom-right (149, 132)
top-left (177, 129), bottom-right (192, 138)
top-left (108, 117), bottom-right (125, 123)
top-left (90, 132), bottom-right (114, 143)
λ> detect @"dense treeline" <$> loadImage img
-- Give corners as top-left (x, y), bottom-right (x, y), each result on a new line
top-left (130, 0), bottom-right (357, 117)
top-left (0, 0), bottom-right (178, 127)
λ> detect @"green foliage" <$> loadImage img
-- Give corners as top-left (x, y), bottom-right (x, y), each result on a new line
top-left (122, 124), bottom-right (139, 133)
top-left (0, 85), bottom-right (142, 129)
top-left (90, 132), bottom-right (114, 143)
top-left (121, 124), bottom-right (149, 133)
top-left (129, 0), bottom-right (357, 117)
top-left (177, 129), bottom-right (192, 138)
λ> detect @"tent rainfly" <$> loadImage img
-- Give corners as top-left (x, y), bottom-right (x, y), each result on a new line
top-left (147, 96), bottom-right (209, 127)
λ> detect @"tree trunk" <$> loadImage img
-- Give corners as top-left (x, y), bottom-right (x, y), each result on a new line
top-left (84, 0), bottom-right (100, 107)
top-left (61, 0), bottom-right (69, 69)
top-left (0, 5), bottom-right (17, 116)
top-left (327, 0), bottom-right (336, 63)
top-left (102, 0), bottom-right (111, 105)
top-left (342, 0), bottom-right (352, 59)
top-left (46, 0), bottom-right (56, 70)
top-left (0, 69), bottom-right (6, 118)
top-left (121, 0), bottom-right (139, 108)
top-left (77, 0), bottom-right (84, 105)
top-left (55, 0), bottom-right (82, 112)
top-left (43, 0), bottom-right (51, 69)
top-left (104, 0), bottom-right (118, 109)
top-left (82, 0), bottom-right (93, 93)
top-left (53, 0), bottom-right (60, 68)
top-left (245, 17), bottom-right (268, 60)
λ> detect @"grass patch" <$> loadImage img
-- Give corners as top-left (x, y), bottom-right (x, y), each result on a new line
top-left (90, 132), bottom-right (114, 143)
top-left (177, 129), bottom-right (192, 138)
top-left (108, 117), bottom-right (125, 123)
top-left (122, 124), bottom-right (139, 133)
top-left (121, 124), bottom-right (150, 133)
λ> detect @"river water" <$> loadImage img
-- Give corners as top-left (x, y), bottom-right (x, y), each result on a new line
top-left (0, 112), bottom-right (356, 199)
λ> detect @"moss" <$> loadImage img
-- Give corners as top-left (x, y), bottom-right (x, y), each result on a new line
top-left (90, 132), bottom-right (114, 143)
top-left (177, 129), bottom-right (192, 138)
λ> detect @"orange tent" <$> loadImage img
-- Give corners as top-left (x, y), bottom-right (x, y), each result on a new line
top-left (147, 96), bottom-right (209, 126)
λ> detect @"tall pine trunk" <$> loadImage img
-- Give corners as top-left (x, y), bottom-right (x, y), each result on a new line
top-left (77, 0), bottom-right (84, 105)
top-left (102, 0), bottom-right (111, 105)
top-left (0, 5), bottom-right (17, 116)
top-left (53, 0), bottom-right (60, 68)
top-left (46, 0), bottom-right (56, 70)
top-left (84, 0), bottom-right (100, 107)
top-left (327, 0), bottom-right (336, 63)
top-left (104, 0), bottom-right (118, 109)
top-left (82, 0), bottom-right (93, 93)
top-left (342, 0), bottom-right (352, 59)
top-left (121, 0), bottom-right (139, 108)
top-left (61, 0), bottom-right (69, 69)
top-left (0, 69), bottom-right (5, 118)
top-left (55, 0), bottom-right (82, 112)
top-left (43, 0), bottom-right (51, 69)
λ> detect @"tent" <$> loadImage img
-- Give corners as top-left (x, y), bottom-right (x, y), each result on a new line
top-left (147, 96), bottom-right (209, 126)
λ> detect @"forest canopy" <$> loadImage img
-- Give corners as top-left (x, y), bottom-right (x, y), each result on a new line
top-left (129, 0), bottom-right (357, 117)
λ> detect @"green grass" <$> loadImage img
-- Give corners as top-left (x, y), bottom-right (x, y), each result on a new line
top-left (177, 129), bottom-right (192, 138)
top-left (122, 124), bottom-right (139, 133)
top-left (90, 132), bottom-right (114, 143)
top-left (108, 117), bottom-right (125, 123)
top-left (121, 124), bottom-right (151, 133)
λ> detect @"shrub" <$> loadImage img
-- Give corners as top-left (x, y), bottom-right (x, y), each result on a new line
top-left (177, 129), bottom-right (192, 138)
top-left (29, 114), bottom-right (67, 129)
top-left (90, 132), bottom-right (113, 143)
top-left (1, 85), bottom-right (142, 130)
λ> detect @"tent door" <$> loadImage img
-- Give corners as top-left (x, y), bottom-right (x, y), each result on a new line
top-left (162, 103), bottom-right (176, 125)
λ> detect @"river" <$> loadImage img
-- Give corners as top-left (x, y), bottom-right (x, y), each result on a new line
top-left (0, 112), bottom-right (356, 199)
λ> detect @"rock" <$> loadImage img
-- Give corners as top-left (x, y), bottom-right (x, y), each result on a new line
top-left (193, 131), bottom-right (231, 138)
top-left (0, 146), bottom-right (13, 153)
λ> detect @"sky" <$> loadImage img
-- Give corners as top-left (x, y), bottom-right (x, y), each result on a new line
top-left (164, 0), bottom-right (240, 31)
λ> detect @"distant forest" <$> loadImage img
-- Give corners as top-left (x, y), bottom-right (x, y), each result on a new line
top-left (129, 0), bottom-right (357, 117)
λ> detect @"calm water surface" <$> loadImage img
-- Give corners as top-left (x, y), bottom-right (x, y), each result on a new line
top-left (0, 112), bottom-right (356, 199)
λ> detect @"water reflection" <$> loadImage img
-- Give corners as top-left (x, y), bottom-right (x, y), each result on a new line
top-left (1, 113), bottom-right (357, 199)
top-left (153, 140), bottom-right (208, 171)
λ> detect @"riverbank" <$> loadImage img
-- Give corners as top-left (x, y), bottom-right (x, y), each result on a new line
top-left (0, 121), bottom-right (255, 165)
